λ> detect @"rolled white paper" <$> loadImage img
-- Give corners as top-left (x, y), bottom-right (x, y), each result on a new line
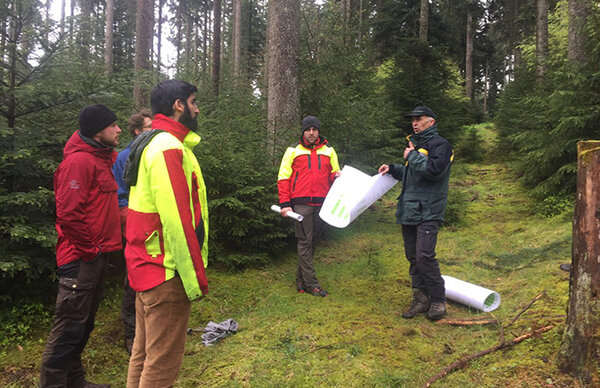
top-left (270, 205), bottom-right (304, 222)
top-left (442, 275), bottom-right (501, 312)
top-left (319, 165), bottom-right (398, 228)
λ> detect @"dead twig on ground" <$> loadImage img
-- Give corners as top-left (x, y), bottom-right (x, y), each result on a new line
top-left (504, 291), bottom-right (545, 329)
top-left (423, 291), bottom-right (549, 387)
top-left (422, 325), bottom-right (554, 388)
top-left (436, 318), bottom-right (499, 326)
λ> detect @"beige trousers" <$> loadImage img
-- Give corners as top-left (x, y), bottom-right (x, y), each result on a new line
top-left (126, 276), bottom-right (191, 388)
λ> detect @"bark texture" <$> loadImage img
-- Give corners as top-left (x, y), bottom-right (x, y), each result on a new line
top-left (212, 0), bottom-right (222, 96)
top-left (568, 0), bottom-right (589, 64)
top-left (419, 0), bottom-right (428, 42)
top-left (266, 0), bottom-right (300, 150)
top-left (558, 141), bottom-right (600, 381)
top-left (535, 0), bottom-right (548, 77)
top-left (465, 8), bottom-right (473, 99)
top-left (232, 0), bottom-right (242, 80)
top-left (133, 0), bottom-right (154, 109)
top-left (104, 0), bottom-right (115, 76)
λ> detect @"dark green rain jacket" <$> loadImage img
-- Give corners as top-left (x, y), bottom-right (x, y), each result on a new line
top-left (388, 124), bottom-right (453, 225)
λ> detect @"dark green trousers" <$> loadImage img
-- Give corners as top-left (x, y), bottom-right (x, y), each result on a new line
top-left (293, 204), bottom-right (324, 290)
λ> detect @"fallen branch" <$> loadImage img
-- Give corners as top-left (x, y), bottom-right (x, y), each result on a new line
top-left (436, 318), bottom-right (499, 326)
top-left (504, 291), bottom-right (546, 329)
top-left (422, 325), bottom-right (554, 388)
top-left (423, 291), bottom-right (549, 387)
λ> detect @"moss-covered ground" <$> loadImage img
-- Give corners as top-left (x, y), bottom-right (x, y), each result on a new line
top-left (1, 124), bottom-right (596, 387)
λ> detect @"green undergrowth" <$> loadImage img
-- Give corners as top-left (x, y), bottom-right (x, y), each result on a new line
top-left (0, 124), bottom-right (592, 387)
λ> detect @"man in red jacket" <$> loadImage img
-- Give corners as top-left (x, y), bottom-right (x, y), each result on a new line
top-left (40, 104), bottom-right (122, 388)
top-left (277, 116), bottom-right (340, 297)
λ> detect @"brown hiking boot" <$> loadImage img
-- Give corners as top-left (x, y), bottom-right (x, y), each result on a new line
top-left (401, 289), bottom-right (430, 319)
top-left (427, 301), bottom-right (447, 320)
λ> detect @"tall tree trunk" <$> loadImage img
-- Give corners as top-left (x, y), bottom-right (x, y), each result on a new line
top-left (45, 0), bottom-right (51, 41)
top-left (419, 0), bottom-right (428, 42)
top-left (7, 0), bottom-right (20, 130)
top-left (465, 7), bottom-right (473, 100)
top-left (79, 0), bottom-right (92, 61)
top-left (0, 18), bottom-right (6, 84)
top-left (156, 0), bottom-right (163, 78)
top-left (535, 0), bottom-right (548, 78)
top-left (60, 0), bottom-right (65, 35)
top-left (558, 141), bottom-right (600, 381)
top-left (133, 0), bottom-right (154, 109)
top-left (483, 60), bottom-right (489, 115)
top-left (104, 0), bottom-right (115, 76)
top-left (185, 15), bottom-right (192, 73)
top-left (266, 0), bottom-right (300, 153)
top-left (202, 5), bottom-right (208, 76)
top-left (212, 0), bottom-right (221, 96)
top-left (232, 0), bottom-right (242, 81)
top-left (357, 0), bottom-right (363, 44)
top-left (567, 0), bottom-right (589, 64)
top-left (193, 21), bottom-right (198, 83)
top-left (69, 0), bottom-right (75, 43)
top-left (263, 3), bottom-right (270, 99)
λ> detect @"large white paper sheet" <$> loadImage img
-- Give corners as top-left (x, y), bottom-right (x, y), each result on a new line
top-left (442, 275), bottom-right (501, 312)
top-left (319, 165), bottom-right (398, 228)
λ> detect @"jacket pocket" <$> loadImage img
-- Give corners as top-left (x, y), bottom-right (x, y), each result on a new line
top-left (145, 230), bottom-right (162, 258)
top-left (57, 277), bottom-right (93, 318)
top-left (398, 200), bottom-right (422, 223)
top-left (98, 179), bottom-right (118, 192)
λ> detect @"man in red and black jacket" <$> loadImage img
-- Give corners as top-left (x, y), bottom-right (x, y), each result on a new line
top-left (277, 116), bottom-right (340, 297)
top-left (40, 104), bottom-right (122, 388)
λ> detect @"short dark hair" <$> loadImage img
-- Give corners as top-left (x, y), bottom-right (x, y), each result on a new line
top-left (150, 80), bottom-right (198, 117)
top-left (128, 109), bottom-right (153, 137)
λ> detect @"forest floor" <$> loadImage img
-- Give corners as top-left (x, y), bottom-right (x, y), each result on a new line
top-left (0, 124), bottom-right (596, 387)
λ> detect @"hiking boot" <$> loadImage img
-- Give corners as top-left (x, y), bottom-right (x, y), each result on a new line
top-left (296, 282), bottom-right (306, 293)
top-left (124, 337), bottom-right (134, 355)
top-left (401, 289), bottom-right (430, 319)
top-left (83, 381), bottom-right (111, 388)
top-left (308, 286), bottom-right (328, 297)
top-left (427, 301), bottom-right (447, 320)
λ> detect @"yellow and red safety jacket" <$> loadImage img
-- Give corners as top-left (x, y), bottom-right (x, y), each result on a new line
top-left (277, 136), bottom-right (340, 207)
top-left (125, 114), bottom-right (209, 301)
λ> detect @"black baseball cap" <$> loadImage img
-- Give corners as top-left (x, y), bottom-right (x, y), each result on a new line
top-left (405, 106), bottom-right (436, 120)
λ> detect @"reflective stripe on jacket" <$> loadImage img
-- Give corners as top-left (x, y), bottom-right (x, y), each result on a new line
top-left (125, 114), bottom-right (209, 301)
top-left (277, 137), bottom-right (340, 208)
top-left (54, 131), bottom-right (122, 266)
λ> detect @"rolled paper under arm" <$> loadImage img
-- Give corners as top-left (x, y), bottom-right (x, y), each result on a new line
top-left (271, 205), bottom-right (304, 222)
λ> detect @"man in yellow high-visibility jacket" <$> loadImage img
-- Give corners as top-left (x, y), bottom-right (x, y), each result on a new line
top-left (124, 80), bottom-right (209, 387)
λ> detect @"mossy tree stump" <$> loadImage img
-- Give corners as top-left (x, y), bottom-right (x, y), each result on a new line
top-left (558, 141), bottom-right (600, 381)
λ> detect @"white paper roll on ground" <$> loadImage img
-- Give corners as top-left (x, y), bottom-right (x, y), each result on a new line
top-left (270, 205), bottom-right (304, 222)
top-left (442, 275), bottom-right (501, 312)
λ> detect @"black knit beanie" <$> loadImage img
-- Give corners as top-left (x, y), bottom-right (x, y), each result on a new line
top-left (78, 104), bottom-right (118, 137)
top-left (301, 116), bottom-right (321, 133)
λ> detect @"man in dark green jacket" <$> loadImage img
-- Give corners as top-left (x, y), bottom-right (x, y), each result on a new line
top-left (379, 106), bottom-right (453, 320)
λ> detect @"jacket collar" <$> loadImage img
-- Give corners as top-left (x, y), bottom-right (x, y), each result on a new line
top-left (62, 131), bottom-right (116, 163)
top-left (409, 124), bottom-right (438, 148)
top-left (152, 114), bottom-right (197, 144)
top-left (299, 134), bottom-right (327, 150)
